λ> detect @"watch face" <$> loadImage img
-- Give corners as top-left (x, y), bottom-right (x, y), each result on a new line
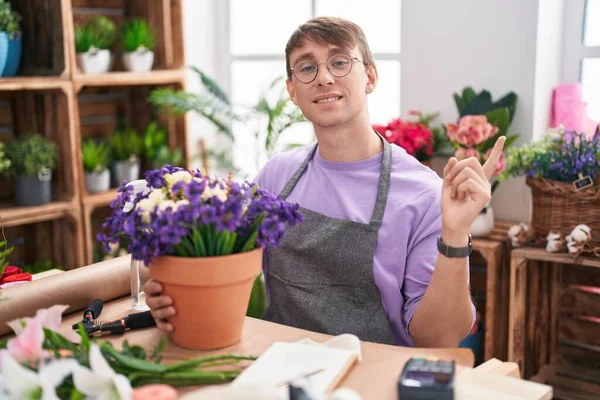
top-left (403, 371), bottom-right (452, 387)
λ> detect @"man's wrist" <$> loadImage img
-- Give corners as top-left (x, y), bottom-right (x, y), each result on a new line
top-left (441, 228), bottom-right (470, 248)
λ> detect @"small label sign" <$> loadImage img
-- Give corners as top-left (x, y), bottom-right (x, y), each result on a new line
top-left (573, 174), bottom-right (594, 191)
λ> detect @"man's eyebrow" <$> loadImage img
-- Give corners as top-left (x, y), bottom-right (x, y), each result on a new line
top-left (291, 47), bottom-right (347, 66)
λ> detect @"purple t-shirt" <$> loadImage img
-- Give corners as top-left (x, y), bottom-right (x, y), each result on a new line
top-left (254, 143), bottom-right (475, 346)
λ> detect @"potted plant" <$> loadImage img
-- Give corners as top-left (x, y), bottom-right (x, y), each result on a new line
top-left (6, 134), bottom-right (58, 206)
top-left (98, 167), bottom-right (304, 350)
top-left (110, 126), bottom-right (143, 187)
top-left (75, 16), bottom-right (117, 74)
top-left (0, 0), bottom-right (21, 77)
top-left (143, 121), bottom-right (184, 169)
top-left (82, 138), bottom-right (112, 193)
top-left (120, 18), bottom-right (156, 72)
top-left (444, 87), bottom-right (521, 237)
top-left (0, 141), bottom-right (10, 174)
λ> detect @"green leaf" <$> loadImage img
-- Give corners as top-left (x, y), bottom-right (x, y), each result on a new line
top-left (246, 273), bottom-right (267, 318)
top-left (69, 389), bottom-right (85, 400)
top-left (150, 337), bottom-right (167, 363)
top-left (191, 66), bottom-right (230, 105)
top-left (461, 90), bottom-right (494, 117)
top-left (101, 342), bottom-right (166, 373)
top-left (503, 133), bottom-right (520, 148)
top-left (120, 18), bottom-right (156, 52)
top-left (77, 323), bottom-right (91, 353)
top-left (239, 231), bottom-right (258, 253)
top-left (0, 338), bottom-right (8, 349)
top-left (192, 227), bottom-right (207, 257)
top-left (485, 108), bottom-right (510, 137)
top-left (462, 87), bottom-right (478, 105)
top-left (122, 340), bottom-right (147, 360)
top-left (493, 92), bottom-right (518, 124)
top-left (181, 236), bottom-right (196, 257)
top-left (453, 93), bottom-right (467, 114)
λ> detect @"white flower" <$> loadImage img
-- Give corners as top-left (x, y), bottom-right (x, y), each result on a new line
top-left (570, 224), bottom-right (591, 243)
top-left (157, 200), bottom-right (177, 213)
top-left (164, 171), bottom-right (192, 188)
top-left (123, 180), bottom-right (151, 213)
top-left (545, 232), bottom-right (564, 253)
top-left (567, 239), bottom-right (581, 255)
top-left (73, 344), bottom-right (132, 400)
top-left (202, 180), bottom-right (228, 203)
top-left (507, 223), bottom-right (529, 247)
top-left (175, 199), bottom-right (190, 208)
top-left (546, 124), bottom-right (565, 139)
top-left (0, 352), bottom-right (78, 400)
top-left (148, 189), bottom-right (166, 205)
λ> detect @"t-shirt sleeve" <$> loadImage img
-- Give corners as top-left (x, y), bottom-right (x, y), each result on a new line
top-left (401, 192), bottom-right (476, 339)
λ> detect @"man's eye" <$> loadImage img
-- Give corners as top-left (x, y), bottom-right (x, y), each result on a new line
top-left (332, 61), bottom-right (348, 68)
top-left (301, 66), bottom-right (315, 73)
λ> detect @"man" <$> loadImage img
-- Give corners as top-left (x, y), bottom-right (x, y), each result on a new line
top-left (144, 16), bottom-right (505, 348)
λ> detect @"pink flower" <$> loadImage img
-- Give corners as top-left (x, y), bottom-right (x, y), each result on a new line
top-left (5, 318), bottom-right (49, 364)
top-left (445, 115), bottom-right (499, 147)
top-left (484, 148), bottom-right (505, 175)
top-left (455, 147), bottom-right (481, 161)
top-left (7, 304), bottom-right (69, 335)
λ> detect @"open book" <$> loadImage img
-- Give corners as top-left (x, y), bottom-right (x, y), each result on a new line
top-left (232, 340), bottom-right (359, 394)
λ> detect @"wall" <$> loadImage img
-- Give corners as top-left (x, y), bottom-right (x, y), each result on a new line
top-left (401, 0), bottom-right (564, 223)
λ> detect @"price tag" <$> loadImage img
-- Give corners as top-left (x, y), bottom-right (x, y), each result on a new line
top-left (573, 173), bottom-right (594, 191)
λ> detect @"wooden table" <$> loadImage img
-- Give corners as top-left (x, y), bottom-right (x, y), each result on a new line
top-left (508, 246), bottom-right (600, 394)
top-left (54, 297), bottom-right (551, 399)
top-left (471, 220), bottom-right (514, 361)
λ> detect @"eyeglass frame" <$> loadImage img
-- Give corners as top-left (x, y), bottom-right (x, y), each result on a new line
top-left (289, 52), bottom-right (367, 84)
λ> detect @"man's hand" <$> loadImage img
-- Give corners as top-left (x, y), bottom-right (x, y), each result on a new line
top-left (144, 279), bottom-right (176, 333)
top-left (441, 136), bottom-right (506, 245)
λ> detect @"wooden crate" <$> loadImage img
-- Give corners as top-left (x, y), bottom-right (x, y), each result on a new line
top-left (469, 220), bottom-right (515, 363)
top-left (0, 87), bottom-right (79, 207)
top-left (75, 80), bottom-right (187, 264)
top-left (70, 0), bottom-right (185, 74)
top-left (509, 247), bottom-right (600, 398)
top-left (8, 0), bottom-right (72, 77)
top-left (1, 211), bottom-right (84, 271)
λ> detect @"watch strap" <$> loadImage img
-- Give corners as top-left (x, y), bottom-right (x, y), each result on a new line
top-left (437, 234), bottom-right (472, 258)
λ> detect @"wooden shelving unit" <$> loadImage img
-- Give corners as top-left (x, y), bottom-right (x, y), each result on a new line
top-left (0, 0), bottom-right (187, 268)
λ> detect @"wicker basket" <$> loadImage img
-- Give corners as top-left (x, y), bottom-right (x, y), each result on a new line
top-left (527, 176), bottom-right (600, 245)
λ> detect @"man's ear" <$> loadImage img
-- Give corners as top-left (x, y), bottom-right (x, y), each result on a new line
top-left (365, 64), bottom-right (378, 95)
top-left (286, 78), bottom-right (298, 105)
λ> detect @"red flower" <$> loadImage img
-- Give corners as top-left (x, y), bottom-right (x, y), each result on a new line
top-left (373, 118), bottom-right (433, 162)
top-left (1, 266), bottom-right (23, 285)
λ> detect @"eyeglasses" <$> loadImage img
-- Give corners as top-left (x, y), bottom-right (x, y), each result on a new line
top-left (289, 53), bottom-right (366, 84)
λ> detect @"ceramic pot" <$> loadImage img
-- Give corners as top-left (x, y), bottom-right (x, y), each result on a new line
top-left (122, 50), bottom-right (154, 72)
top-left (85, 169), bottom-right (110, 194)
top-left (2, 34), bottom-right (21, 77)
top-left (112, 159), bottom-right (140, 187)
top-left (148, 248), bottom-right (263, 350)
top-left (14, 169), bottom-right (52, 206)
top-left (76, 49), bottom-right (111, 74)
top-left (470, 202), bottom-right (495, 237)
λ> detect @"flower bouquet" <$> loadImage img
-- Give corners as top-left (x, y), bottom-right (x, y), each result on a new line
top-left (98, 166), bottom-right (303, 350)
top-left (373, 111), bottom-right (434, 164)
top-left (0, 305), bottom-right (257, 399)
top-left (499, 125), bottom-right (600, 244)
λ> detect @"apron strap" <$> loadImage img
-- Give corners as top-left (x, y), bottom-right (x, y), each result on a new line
top-left (278, 132), bottom-right (393, 230)
top-left (279, 143), bottom-right (319, 201)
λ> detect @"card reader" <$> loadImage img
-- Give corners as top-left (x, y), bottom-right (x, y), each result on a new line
top-left (397, 357), bottom-right (455, 400)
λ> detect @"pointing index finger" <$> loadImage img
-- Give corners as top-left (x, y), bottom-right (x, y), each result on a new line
top-left (483, 136), bottom-right (506, 181)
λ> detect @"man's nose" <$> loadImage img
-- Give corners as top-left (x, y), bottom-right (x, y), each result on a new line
top-left (315, 66), bottom-right (334, 86)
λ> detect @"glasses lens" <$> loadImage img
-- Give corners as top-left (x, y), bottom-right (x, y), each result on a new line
top-left (327, 54), bottom-right (352, 77)
top-left (293, 59), bottom-right (318, 83)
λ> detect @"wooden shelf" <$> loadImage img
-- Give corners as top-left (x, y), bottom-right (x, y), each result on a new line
top-left (0, 200), bottom-right (77, 228)
top-left (0, 77), bottom-right (70, 91)
top-left (82, 189), bottom-right (119, 209)
top-left (73, 69), bottom-right (186, 91)
top-left (512, 247), bottom-right (600, 269)
top-left (531, 355), bottom-right (600, 399)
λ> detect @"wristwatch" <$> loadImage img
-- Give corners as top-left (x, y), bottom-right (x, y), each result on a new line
top-left (437, 234), bottom-right (472, 258)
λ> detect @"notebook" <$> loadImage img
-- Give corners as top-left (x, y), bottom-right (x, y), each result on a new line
top-left (231, 341), bottom-right (359, 394)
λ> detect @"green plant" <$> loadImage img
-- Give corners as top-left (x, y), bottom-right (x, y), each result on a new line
top-left (21, 260), bottom-right (63, 275)
top-left (0, 240), bottom-right (14, 277)
top-left (82, 138), bottom-right (111, 173)
top-left (453, 86), bottom-right (518, 124)
top-left (75, 16), bottom-right (117, 53)
top-left (143, 122), bottom-right (167, 161)
top-left (6, 134), bottom-right (58, 177)
top-left (152, 146), bottom-right (184, 169)
top-left (120, 18), bottom-right (156, 52)
top-left (111, 127), bottom-right (143, 162)
top-left (0, 142), bottom-right (11, 174)
top-left (0, 0), bottom-right (21, 39)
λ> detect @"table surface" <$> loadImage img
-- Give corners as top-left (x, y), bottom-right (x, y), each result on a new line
top-left (55, 297), bottom-right (552, 400)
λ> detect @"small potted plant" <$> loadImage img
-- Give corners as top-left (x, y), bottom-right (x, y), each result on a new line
top-left (98, 167), bottom-right (304, 350)
top-left (6, 134), bottom-right (58, 207)
top-left (143, 121), bottom-right (184, 169)
top-left (120, 18), bottom-right (156, 72)
top-left (82, 138), bottom-right (112, 194)
top-left (0, 0), bottom-right (22, 77)
top-left (110, 127), bottom-right (143, 187)
top-left (75, 16), bottom-right (117, 74)
top-left (0, 141), bottom-right (11, 175)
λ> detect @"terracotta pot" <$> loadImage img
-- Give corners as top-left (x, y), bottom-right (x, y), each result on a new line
top-left (148, 248), bottom-right (263, 350)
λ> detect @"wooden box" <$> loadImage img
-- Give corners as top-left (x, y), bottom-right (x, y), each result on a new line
top-left (0, 86), bottom-right (78, 207)
top-left (70, 0), bottom-right (185, 73)
top-left (8, 0), bottom-right (72, 77)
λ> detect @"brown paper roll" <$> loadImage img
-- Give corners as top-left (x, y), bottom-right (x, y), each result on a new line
top-left (0, 255), bottom-right (150, 337)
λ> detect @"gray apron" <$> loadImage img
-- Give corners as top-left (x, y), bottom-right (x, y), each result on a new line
top-left (261, 135), bottom-right (396, 345)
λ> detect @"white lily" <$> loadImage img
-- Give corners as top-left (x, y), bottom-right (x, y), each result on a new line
top-left (73, 344), bottom-right (132, 400)
top-left (0, 352), bottom-right (78, 400)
